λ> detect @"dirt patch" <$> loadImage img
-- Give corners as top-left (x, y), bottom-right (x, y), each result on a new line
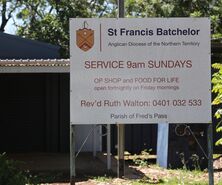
top-left (37, 156), bottom-right (222, 185)
top-left (8, 153), bottom-right (222, 184)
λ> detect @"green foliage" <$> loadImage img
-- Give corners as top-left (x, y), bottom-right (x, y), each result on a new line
top-left (212, 63), bottom-right (222, 146)
top-left (124, 0), bottom-right (222, 40)
top-left (16, 0), bottom-right (92, 58)
top-left (132, 175), bottom-right (164, 184)
top-left (124, 0), bottom-right (217, 18)
top-left (0, 0), bottom-right (22, 32)
top-left (178, 153), bottom-right (201, 170)
top-left (178, 152), bottom-right (187, 170)
top-left (190, 154), bottom-right (201, 171)
top-left (0, 153), bottom-right (31, 185)
top-left (15, 0), bottom-right (118, 58)
top-left (92, 165), bottom-right (207, 185)
top-left (132, 149), bottom-right (152, 167)
top-left (161, 168), bottom-right (206, 185)
top-left (1, 1), bottom-right (222, 57)
top-left (162, 177), bottom-right (208, 185)
top-left (93, 175), bottom-right (112, 182)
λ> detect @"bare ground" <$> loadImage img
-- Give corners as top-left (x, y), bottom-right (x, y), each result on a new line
top-left (8, 153), bottom-right (222, 184)
top-left (36, 155), bottom-right (222, 185)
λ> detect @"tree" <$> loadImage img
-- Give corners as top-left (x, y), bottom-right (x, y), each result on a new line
top-left (0, 0), bottom-right (21, 32)
top-left (212, 63), bottom-right (222, 146)
top-left (1, 1), bottom-right (222, 57)
top-left (15, 0), bottom-right (91, 58)
top-left (124, 0), bottom-right (222, 38)
top-left (15, 0), bottom-right (117, 58)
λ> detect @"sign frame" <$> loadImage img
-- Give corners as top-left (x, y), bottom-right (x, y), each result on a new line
top-left (70, 17), bottom-right (211, 125)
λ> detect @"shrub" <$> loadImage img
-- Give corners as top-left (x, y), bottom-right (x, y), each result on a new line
top-left (0, 153), bottom-right (30, 185)
top-left (212, 63), bottom-right (222, 146)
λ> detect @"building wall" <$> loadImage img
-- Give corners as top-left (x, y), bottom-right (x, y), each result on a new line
top-left (0, 74), bottom-right (46, 152)
top-left (0, 73), bottom-right (69, 153)
top-left (0, 73), bottom-right (102, 153)
top-left (102, 124), bottom-right (157, 154)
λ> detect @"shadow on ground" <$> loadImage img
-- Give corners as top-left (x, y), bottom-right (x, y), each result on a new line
top-left (8, 152), bottom-right (151, 184)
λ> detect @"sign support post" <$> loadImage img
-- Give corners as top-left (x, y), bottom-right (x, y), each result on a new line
top-left (117, 0), bottom-right (125, 178)
top-left (93, 125), bottom-right (97, 157)
top-left (70, 125), bottom-right (76, 185)
top-left (107, 124), bottom-right (111, 170)
top-left (207, 123), bottom-right (214, 185)
top-left (118, 0), bottom-right (124, 18)
top-left (117, 123), bottom-right (125, 178)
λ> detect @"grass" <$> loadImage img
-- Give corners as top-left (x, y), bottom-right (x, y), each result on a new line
top-left (161, 169), bottom-right (207, 185)
top-left (2, 151), bottom-right (221, 185)
top-left (25, 171), bottom-right (70, 185)
top-left (91, 151), bottom-right (221, 185)
top-left (162, 178), bottom-right (208, 185)
top-left (22, 166), bottom-right (222, 185)
top-left (92, 165), bottom-right (213, 185)
top-left (92, 175), bottom-right (112, 183)
top-left (214, 154), bottom-right (222, 159)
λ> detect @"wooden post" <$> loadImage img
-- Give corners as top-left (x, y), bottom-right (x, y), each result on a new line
top-left (107, 124), bottom-right (111, 170)
top-left (118, 0), bottom-right (124, 18)
top-left (93, 125), bottom-right (97, 158)
top-left (207, 123), bottom-right (214, 185)
top-left (70, 125), bottom-right (76, 185)
top-left (117, 123), bottom-right (125, 178)
top-left (117, 0), bottom-right (125, 179)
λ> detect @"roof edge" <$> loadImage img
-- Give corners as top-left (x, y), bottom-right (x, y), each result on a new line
top-left (0, 32), bottom-right (60, 50)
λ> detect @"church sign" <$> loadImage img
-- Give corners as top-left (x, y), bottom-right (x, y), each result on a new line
top-left (70, 18), bottom-right (211, 124)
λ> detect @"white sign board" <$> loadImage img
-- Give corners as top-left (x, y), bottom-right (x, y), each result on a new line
top-left (70, 18), bottom-right (211, 124)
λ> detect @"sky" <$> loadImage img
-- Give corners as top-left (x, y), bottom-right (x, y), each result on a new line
top-left (5, 19), bottom-right (17, 34)
top-left (2, 3), bottom-right (23, 35)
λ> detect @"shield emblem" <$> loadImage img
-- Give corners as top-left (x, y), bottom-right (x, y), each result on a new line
top-left (76, 28), bottom-right (94, 51)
